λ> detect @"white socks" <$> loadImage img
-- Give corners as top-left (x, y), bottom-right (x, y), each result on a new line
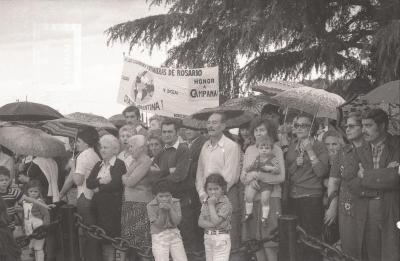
top-left (262, 205), bottom-right (270, 219)
top-left (245, 202), bottom-right (254, 215)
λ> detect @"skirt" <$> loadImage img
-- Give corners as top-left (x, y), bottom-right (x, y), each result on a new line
top-left (121, 201), bottom-right (151, 250)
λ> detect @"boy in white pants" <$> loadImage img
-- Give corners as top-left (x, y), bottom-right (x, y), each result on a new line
top-left (147, 180), bottom-right (187, 261)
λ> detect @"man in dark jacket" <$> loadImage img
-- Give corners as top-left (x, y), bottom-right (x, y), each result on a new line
top-left (153, 119), bottom-right (201, 254)
top-left (184, 127), bottom-right (207, 253)
top-left (344, 108), bottom-right (399, 261)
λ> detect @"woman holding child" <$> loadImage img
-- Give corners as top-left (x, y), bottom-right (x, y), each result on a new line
top-left (240, 117), bottom-right (285, 261)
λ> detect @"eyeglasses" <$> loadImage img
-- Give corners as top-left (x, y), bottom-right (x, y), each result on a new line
top-left (293, 123), bottom-right (311, 129)
top-left (344, 124), bottom-right (361, 129)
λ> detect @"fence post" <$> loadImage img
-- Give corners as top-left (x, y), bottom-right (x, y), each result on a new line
top-left (278, 215), bottom-right (297, 261)
top-left (60, 205), bottom-right (80, 261)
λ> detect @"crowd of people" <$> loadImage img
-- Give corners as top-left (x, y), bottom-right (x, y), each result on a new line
top-left (0, 103), bottom-right (399, 261)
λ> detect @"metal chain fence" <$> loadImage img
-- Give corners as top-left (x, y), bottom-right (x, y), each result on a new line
top-left (14, 209), bottom-right (361, 261)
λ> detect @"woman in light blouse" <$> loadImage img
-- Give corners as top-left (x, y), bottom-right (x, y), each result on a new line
top-left (86, 135), bottom-right (126, 261)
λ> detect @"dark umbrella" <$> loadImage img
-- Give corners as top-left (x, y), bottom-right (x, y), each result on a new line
top-left (362, 80), bottom-right (400, 104)
top-left (182, 106), bottom-right (256, 130)
top-left (0, 101), bottom-right (63, 121)
top-left (221, 95), bottom-right (279, 114)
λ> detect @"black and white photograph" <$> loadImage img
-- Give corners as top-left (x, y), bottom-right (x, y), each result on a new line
top-left (0, 1), bottom-right (399, 261)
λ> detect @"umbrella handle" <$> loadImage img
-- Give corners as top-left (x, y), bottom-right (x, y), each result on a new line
top-left (72, 135), bottom-right (77, 158)
top-left (308, 108), bottom-right (318, 138)
top-left (283, 107), bottom-right (288, 124)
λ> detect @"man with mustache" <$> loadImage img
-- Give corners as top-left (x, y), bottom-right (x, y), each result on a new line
top-left (196, 112), bottom-right (241, 259)
top-left (344, 108), bottom-right (400, 261)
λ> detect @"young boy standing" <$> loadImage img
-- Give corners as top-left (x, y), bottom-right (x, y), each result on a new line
top-left (147, 180), bottom-right (188, 261)
top-left (0, 166), bottom-right (51, 231)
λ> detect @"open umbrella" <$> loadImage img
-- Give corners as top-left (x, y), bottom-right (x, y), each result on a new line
top-left (0, 126), bottom-right (67, 157)
top-left (109, 114), bottom-right (125, 128)
top-left (182, 107), bottom-right (256, 130)
top-left (66, 112), bottom-right (116, 128)
top-left (221, 95), bottom-right (279, 114)
top-left (273, 87), bottom-right (345, 119)
top-left (362, 80), bottom-right (400, 104)
top-left (0, 101), bottom-right (64, 121)
top-left (339, 93), bottom-right (400, 136)
top-left (40, 118), bottom-right (115, 138)
top-left (252, 81), bottom-right (306, 96)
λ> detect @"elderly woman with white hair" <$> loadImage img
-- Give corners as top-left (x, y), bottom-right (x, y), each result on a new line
top-left (121, 135), bottom-right (155, 260)
top-left (86, 134), bottom-right (127, 261)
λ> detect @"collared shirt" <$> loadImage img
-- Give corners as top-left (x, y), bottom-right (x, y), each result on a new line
top-left (97, 156), bottom-right (116, 182)
top-left (371, 139), bottom-right (385, 169)
top-left (199, 195), bottom-right (232, 231)
top-left (75, 148), bottom-right (101, 200)
top-left (147, 198), bottom-right (181, 234)
top-left (117, 151), bottom-right (134, 169)
top-left (196, 135), bottom-right (241, 199)
top-left (165, 139), bottom-right (180, 150)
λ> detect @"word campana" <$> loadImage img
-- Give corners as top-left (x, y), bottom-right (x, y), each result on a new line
top-left (190, 89), bottom-right (218, 98)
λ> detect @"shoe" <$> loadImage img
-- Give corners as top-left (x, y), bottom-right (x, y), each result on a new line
top-left (242, 213), bottom-right (253, 222)
top-left (261, 217), bottom-right (268, 226)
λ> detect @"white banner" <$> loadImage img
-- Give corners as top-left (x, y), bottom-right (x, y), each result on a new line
top-left (117, 57), bottom-right (219, 118)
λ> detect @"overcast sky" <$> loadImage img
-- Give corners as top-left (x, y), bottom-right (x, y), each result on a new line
top-left (0, 0), bottom-right (167, 118)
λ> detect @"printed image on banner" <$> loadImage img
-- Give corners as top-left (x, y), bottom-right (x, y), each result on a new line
top-left (118, 57), bottom-right (219, 118)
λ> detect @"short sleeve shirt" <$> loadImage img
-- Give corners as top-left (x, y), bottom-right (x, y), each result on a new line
top-left (199, 195), bottom-right (232, 231)
top-left (0, 187), bottom-right (23, 230)
top-left (147, 198), bottom-right (181, 234)
top-left (75, 148), bottom-right (101, 200)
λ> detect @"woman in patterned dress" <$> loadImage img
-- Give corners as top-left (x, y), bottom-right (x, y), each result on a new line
top-left (121, 135), bottom-right (155, 260)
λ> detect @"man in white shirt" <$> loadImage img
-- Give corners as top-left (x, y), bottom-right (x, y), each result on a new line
top-left (196, 112), bottom-right (242, 254)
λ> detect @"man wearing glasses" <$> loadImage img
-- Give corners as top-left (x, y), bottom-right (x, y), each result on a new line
top-left (344, 108), bottom-right (400, 261)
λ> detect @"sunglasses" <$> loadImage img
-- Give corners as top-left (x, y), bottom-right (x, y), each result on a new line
top-left (293, 123), bottom-right (311, 129)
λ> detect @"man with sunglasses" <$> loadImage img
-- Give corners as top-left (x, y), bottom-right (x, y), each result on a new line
top-left (286, 113), bottom-right (329, 261)
top-left (343, 108), bottom-right (400, 261)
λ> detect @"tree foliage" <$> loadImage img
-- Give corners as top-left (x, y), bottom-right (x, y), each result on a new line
top-left (106, 0), bottom-right (400, 102)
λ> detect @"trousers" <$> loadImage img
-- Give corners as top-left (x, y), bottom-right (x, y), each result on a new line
top-left (151, 228), bottom-right (188, 261)
top-left (204, 234), bottom-right (231, 261)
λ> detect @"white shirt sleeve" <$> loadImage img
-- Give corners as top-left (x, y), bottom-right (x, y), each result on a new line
top-left (196, 144), bottom-right (207, 200)
top-left (222, 141), bottom-right (241, 191)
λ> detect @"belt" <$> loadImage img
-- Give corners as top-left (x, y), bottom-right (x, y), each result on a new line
top-left (205, 229), bottom-right (229, 235)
